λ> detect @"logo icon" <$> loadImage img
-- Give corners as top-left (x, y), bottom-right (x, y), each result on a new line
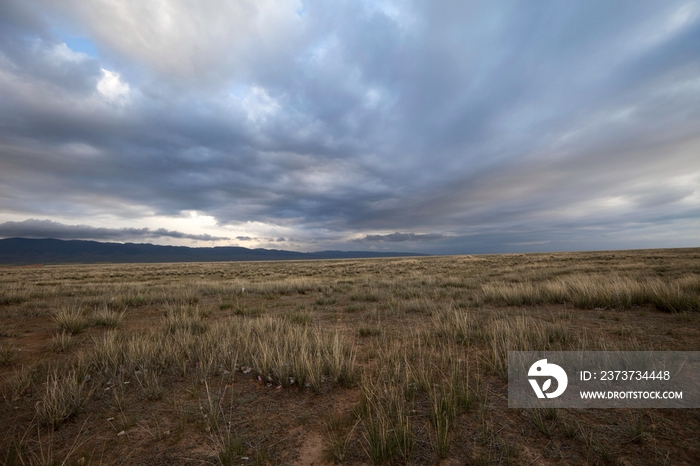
top-left (528, 359), bottom-right (568, 399)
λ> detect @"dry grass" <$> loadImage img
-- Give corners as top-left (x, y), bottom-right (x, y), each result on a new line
top-left (47, 331), bottom-right (76, 353)
top-left (0, 248), bottom-right (698, 464)
top-left (359, 378), bottom-right (414, 464)
top-left (84, 313), bottom-right (355, 392)
top-left (91, 305), bottom-right (126, 328)
top-left (484, 314), bottom-right (583, 379)
top-left (0, 341), bottom-right (17, 366)
top-left (35, 370), bottom-right (92, 427)
top-left (3, 364), bottom-right (33, 401)
top-left (51, 306), bottom-right (89, 334)
top-left (481, 273), bottom-right (700, 311)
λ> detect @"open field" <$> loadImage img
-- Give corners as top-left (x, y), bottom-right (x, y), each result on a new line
top-left (1, 248), bottom-right (700, 465)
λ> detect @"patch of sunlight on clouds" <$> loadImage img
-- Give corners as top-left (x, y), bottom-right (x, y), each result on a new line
top-left (150, 213), bottom-right (302, 248)
top-left (97, 69), bottom-right (130, 104)
top-left (670, 173), bottom-right (700, 205)
top-left (51, 43), bottom-right (90, 63)
top-left (293, 169), bottom-right (354, 194)
top-left (601, 196), bottom-right (632, 209)
top-left (65, 0), bottom-right (302, 78)
top-left (123, 212), bottom-right (228, 245)
top-left (225, 221), bottom-right (301, 247)
top-left (556, 196), bottom-right (633, 220)
top-left (668, 173), bottom-right (700, 188)
top-left (241, 86), bottom-right (280, 123)
top-left (183, 210), bottom-right (217, 225)
top-left (59, 142), bottom-right (103, 159)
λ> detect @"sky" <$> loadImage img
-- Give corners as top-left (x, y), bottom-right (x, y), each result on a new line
top-left (0, 0), bottom-right (699, 255)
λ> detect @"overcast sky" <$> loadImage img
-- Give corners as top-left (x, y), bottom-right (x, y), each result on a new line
top-left (0, 1), bottom-right (699, 254)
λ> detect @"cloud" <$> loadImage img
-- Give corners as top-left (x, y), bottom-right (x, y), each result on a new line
top-left (35, 0), bottom-right (304, 85)
top-left (0, 1), bottom-right (698, 254)
top-left (355, 232), bottom-right (446, 243)
top-left (0, 219), bottom-right (229, 242)
top-left (96, 68), bottom-right (130, 104)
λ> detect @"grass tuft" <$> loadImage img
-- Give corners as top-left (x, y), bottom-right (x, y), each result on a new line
top-left (52, 306), bottom-right (89, 334)
top-left (0, 341), bottom-right (17, 365)
top-left (91, 305), bottom-right (125, 328)
top-left (36, 370), bottom-right (92, 427)
top-left (47, 331), bottom-right (76, 353)
top-left (359, 379), bottom-right (413, 464)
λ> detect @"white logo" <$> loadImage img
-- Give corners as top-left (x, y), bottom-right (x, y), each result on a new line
top-left (528, 359), bottom-right (568, 399)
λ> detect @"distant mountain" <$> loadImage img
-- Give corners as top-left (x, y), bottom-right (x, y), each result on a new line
top-left (0, 238), bottom-right (425, 265)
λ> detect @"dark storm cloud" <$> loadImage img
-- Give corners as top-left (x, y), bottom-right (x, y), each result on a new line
top-left (0, 219), bottom-right (228, 242)
top-left (0, 1), bottom-right (698, 253)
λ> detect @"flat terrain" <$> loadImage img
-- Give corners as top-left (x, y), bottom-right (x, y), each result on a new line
top-left (1, 249), bottom-right (699, 465)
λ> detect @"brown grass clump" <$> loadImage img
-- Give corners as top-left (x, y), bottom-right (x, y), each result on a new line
top-left (35, 370), bottom-right (92, 427)
top-left (0, 342), bottom-right (17, 366)
top-left (51, 305), bottom-right (89, 334)
top-left (91, 305), bottom-right (125, 328)
top-left (47, 331), bottom-right (76, 353)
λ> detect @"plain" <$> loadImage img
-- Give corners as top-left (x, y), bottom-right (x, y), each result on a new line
top-left (1, 248), bottom-right (699, 465)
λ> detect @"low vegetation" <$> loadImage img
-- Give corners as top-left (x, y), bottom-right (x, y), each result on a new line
top-left (0, 248), bottom-right (699, 464)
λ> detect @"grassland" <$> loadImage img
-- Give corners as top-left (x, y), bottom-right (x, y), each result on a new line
top-left (0, 248), bottom-right (699, 465)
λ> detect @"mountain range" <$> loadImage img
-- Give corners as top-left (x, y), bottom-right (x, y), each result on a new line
top-left (0, 238), bottom-right (425, 265)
